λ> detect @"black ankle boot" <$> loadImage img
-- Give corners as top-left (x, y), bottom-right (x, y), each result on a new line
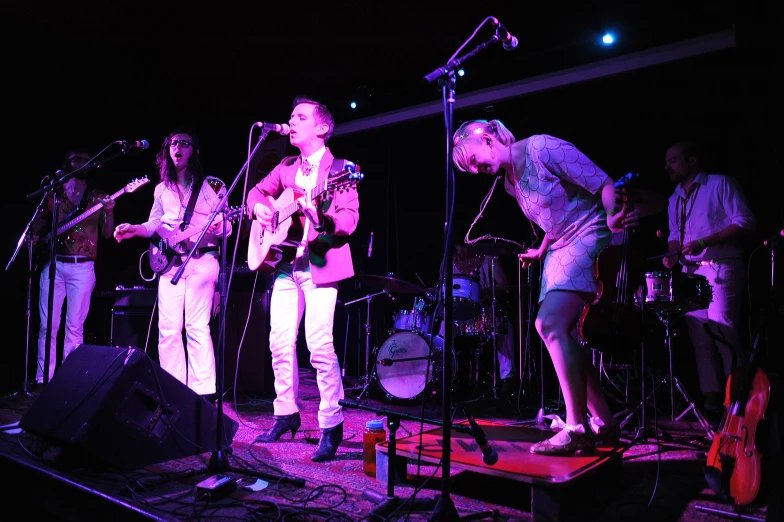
top-left (255, 412), bottom-right (301, 443)
top-left (311, 422), bottom-right (343, 462)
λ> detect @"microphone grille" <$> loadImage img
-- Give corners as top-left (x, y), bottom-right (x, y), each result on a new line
top-left (280, 124), bottom-right (291, 135)
top-left (140, 139), bottom-right (149, 149)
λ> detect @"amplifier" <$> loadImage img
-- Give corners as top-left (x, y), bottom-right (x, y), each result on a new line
top-left (114, 285), bottom-right (157, 308)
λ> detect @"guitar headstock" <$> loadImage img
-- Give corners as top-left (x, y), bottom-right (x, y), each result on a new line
top-left (224, 205), bottom-right (246, 221)
top-left (327, 162), bottom-right (364, 193)
top-left (126, 176), bottom-right (151, 193)
top-left (613, 172), bottom-right (640, 188)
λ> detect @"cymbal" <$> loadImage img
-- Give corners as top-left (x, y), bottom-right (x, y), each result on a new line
top-left (618, 187), bottom-right (668, 217)
top-left (354, 274), bottom-right (427, 295)
top-left (463, 240), bottom-right (524, 257)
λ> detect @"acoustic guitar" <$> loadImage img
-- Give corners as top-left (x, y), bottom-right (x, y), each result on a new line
top-left (247, 163), bottom-right (363, 273)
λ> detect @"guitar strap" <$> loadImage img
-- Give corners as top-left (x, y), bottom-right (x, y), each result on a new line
top-left (179, 181), bottom-right (201, 230)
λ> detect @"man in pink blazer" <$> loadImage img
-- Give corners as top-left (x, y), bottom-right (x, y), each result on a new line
top-left (246, 96), bottom-right (359, 462)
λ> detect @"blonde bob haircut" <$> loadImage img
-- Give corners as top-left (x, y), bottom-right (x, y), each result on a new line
top-left (452, 119), bottom-right (516, 173)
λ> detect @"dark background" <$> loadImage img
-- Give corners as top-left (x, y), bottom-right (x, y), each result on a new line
top-left (1, 1), bottom-right (780, 397)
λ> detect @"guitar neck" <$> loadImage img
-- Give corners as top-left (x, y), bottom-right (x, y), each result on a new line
top-left (168, 222), bottom-right (212, 245)
top-left (166, 208), bottom-right (239, 245)
top-left (55, 187), bottom-right (125, 236)
top-left (278, 180), bottom-right (328, 222)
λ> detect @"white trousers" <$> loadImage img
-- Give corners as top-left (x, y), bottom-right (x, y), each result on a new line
top-left (268, 257), bottom-right (343, 429)
top-left (683, 261), bottom-right (745, 395)
top-left (37, 260), bottom-right (96, 382)
top-left (157, 254), bottom-right (218, 395)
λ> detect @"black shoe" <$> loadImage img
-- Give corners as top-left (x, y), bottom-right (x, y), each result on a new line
top-left (311, 422), bottom-right (343, 462)
top-left (255, 412), bottom-right (301, 443)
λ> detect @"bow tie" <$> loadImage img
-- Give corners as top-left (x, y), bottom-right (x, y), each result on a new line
top-left (302, 158), bottom-right (316, 176)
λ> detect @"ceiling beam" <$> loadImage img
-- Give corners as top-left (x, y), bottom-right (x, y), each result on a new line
top-left (333, 28), bottom-right (736, 138)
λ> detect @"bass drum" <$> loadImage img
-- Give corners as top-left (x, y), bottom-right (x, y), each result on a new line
top-left (375, 331), bottom-right (456, 400)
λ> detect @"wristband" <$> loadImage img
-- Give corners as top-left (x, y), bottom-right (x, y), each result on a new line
top-left (698, 239), bottom-right (706, 249)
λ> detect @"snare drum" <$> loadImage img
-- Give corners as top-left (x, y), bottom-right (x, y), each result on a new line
top-left (641, 271), bottom-right (713, 312)
top-left (375, 331), bottom-right (456, 400)
top-left (442, 274), bottom-right (480, 321)
top-left (391, 309), bottom-right (435, 334)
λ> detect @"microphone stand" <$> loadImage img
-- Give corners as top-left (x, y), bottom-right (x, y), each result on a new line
top-left (5, 192), bottom-right (50, 397)
top-left (423, 19), bottom-right (510, 520)
top-left (339, 399), bottom-right (498, 521)
top-left (171, 130), bottom-right (301, 486)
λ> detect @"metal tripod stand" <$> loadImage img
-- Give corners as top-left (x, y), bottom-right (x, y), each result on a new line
top-left (619, 309), bottom-right (713, 439)
top-left (343, 289), bottom-right (389, 401)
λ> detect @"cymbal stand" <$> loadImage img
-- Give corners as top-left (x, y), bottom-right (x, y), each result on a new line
top-left (488, 256), bottom-right (499, 399)
top-left (343, 289), bottom-right (390, 401)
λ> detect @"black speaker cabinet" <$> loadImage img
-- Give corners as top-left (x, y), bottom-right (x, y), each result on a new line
top-left (218, 287), bottom-right (274, 396)
top-left (110, 307), bottom-right (159, 361)
top-left (19, 344), bottom-right (238, 470)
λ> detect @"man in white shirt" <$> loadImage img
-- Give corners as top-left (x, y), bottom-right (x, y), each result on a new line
top-left (662, 141), bottom-right (756, 418)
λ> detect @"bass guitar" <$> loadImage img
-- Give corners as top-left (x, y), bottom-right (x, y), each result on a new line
top-left (247, 163), bottom-right (363, 273)
top-left (578, 172), bottom-right (645, 352)
top-left (704, 318), bottom-right (770, 506)
top-left (39, 176), bottom-right (150, 246)
top-left (148, 206), bottom-right (244, 274)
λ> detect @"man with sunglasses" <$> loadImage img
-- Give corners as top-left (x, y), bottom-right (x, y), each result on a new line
top-left (31, 149), bottom-right (116, 387)
top-left (247, 96), bottom-right (359, 462)
top-left (114, 131), bottom-right (230, 403)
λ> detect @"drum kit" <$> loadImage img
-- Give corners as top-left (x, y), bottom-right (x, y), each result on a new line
top-left (350, 240), bottom-right (521, 403)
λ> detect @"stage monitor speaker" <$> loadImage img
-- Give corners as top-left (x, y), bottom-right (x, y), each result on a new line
top-left (19, 344), bottom-right (239, 470)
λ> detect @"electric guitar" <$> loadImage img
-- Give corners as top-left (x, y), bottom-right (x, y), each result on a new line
top-left (247, 164), bottom-right (363, 273)
top-left (148, 205), bottom-right (244, 274)
top-left (39, 176), bottom-right (150, 246)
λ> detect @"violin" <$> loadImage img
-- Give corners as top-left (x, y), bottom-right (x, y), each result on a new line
top-left (578, 173), bottom-right (645, 353)
top-left (704, 332), bottom-right (770, 506)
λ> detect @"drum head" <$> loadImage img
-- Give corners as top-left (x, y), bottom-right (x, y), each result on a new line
top-left (376, 331), bottom-right (432, 400)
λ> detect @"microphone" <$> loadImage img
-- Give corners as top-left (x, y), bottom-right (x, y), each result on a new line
top-left (255, 122), bottom-right (291, 135)
top-left (463, 407), bottom-right (498, 465)
top-left (491, 17), bottom-right (518, 51)
top-left (368, 231), bottom-right (374, 258)
top-left (116, 140), bottom-right (149, 150)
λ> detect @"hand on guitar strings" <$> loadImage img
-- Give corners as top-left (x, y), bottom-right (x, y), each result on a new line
top-left (296, 196), bottom-right (325, 230)
top-left (253, 202), bottom-right (275, 229)
top-left (607, 189), bottom-right (642, 234)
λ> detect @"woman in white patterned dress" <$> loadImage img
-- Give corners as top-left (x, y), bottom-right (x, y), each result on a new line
top-left (452, 119), bottom-right (639, 455)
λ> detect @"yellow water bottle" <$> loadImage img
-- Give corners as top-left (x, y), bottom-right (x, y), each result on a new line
top-left (363, 419), bottom-right (386, 477)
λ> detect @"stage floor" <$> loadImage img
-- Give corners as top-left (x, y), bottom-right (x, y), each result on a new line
top-left (0, 368), bottom-right (770, 522)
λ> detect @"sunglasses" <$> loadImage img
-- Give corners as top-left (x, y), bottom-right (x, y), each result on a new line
top-left (171, 139), bottom-right (193, 148)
